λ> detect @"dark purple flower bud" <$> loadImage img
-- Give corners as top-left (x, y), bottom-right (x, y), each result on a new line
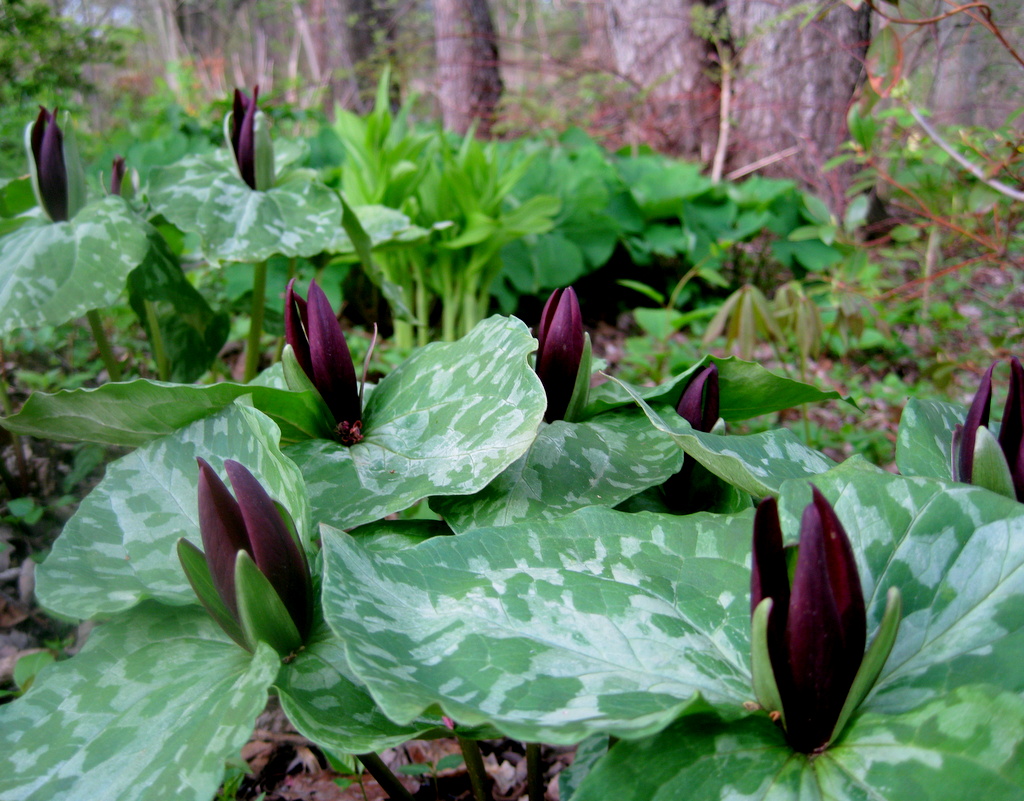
top-left (676, 364), bottom-right (720, 434)
top-left (998, 357), bottom-right (1024, 501)
top-left (231, 87), bottom-right (260, 190)
top-left (110, 156), bottom-right (126, 196)
top-left (953, 359), bottom-right (1024, 501)
top-left (536, 287), bottom-right (584, 423)
top-left (954, 363), bottom-right (994, 484)
top-left (196, 457), bottom-right (313, 640)
top-left (30, 107), bottom-right (69, 222)
top-left (285, 279), bottom-right (362, 444)
top-left (751, 487), bottom-right (866, 753)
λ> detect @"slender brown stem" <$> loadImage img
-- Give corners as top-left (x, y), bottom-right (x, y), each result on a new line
top-left (355, 752), bottom-right (414, 801)
top-left (525, 743), bottom-right (544, 801)
top-left (458, 736), bottom-right (492, 801)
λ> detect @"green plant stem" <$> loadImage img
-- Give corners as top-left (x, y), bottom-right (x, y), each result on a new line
top-left (86, 309), bottom-right (122, 382)
top-left (355, 752), bottom-right (414, 801)
top-left (413, 260), bottom-right (430, 348)
top-left (143, 300), bottom-right (170, 381)
top-left (525, 743), bottom-right (543, 801)
top-left (273, 257), bottom-right (298, 363)
top-left (457, 736), bottom-right (492, 801)
top-left (0, 339), bottom-right (27, 494)
top-left (244, 260), bottom-right (268, 383)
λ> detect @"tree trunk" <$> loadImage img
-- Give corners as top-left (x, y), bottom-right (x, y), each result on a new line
top-left (727, 0), bottom-right (870, 206)
top-left (604, 0), bottom-right (718, 159)
top-left (434, 0), bottom-right (504, 136)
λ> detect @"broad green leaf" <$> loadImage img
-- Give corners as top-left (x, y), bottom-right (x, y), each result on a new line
top-left (275, 624), bottom-right (448, 754)
top-left (587, 356), bottom-right (847, 420)
top-left (0, 604), bottom-right (279, 801)
top-left (896, 397), bottom-right (961, 479)
top-left (779, 464), bottom-right (1024, 707)
top-left (321, 506), bottom-right (756, 744)
top-left (35, 405), bottom-right (310, 620)
top-left (614, 378), bottom-right (835, 496)
top-left (148, 155), bottom-right (342, 262)
top-left (126, 225), bottom-right (229, 383)
top-left (0, 197), bottom-right (150, 335)
top-left (569, 686), bottom-right (1024, 801)
top-left (433, 410), bottom-right (683, 533)
top-left (1, 378), bottom-right (332, 447)
top-left (286, 316), bottom-right (545, 530)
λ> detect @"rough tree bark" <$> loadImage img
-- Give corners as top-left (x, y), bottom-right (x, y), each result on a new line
top-left (603, 0), bottom-right (718, 159)
top-left (726, 0), bottom-right (870, 204)
top-left (433, 0), bottom-right (504, 136)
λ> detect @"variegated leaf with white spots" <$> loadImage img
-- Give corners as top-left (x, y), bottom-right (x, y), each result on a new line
top-left (286, 315), bottom-right (546, 530)
top-left (588, 356), bottom-right (847, 420)
top-left (1, 378), bottom-right (332, 447)
top-left (0, 604), bottom-right (279, 801)
top-left (778, 462), bottom-right (1024, 708)
top-left (322, 464), bottom-right (1024, 752)
top-left (321, 506), bottom-right (756, 744)
top-left (568, 686), bottom-right (1024, 801)
top-left (147, 155), bottom-right (342, 262)
top-left (275, 622), bottom-right (449, 755)
top-left (0, 197), bottom-right (150, 335)
top-left (432, 410), bottom-right (684, 533)
top-left (35, 404), bottom-right (310, 619)
top-left (147, 154), bottom-right (424, 263)
top-left (896, 397), bottom-right (962, 479)
top-left (612, 377), bottom-right (835, 496)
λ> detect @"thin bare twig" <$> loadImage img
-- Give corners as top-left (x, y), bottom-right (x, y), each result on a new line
top-left (908, 107), bottom-right (1024, 203)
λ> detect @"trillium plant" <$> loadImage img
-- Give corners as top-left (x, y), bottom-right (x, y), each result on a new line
top-left (2, 99), bottom-right (1024, 801)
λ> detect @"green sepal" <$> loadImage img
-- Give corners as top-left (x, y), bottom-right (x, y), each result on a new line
top-left (828, 586), bottom-right (902, 746)
top-left (750, 597), bottom-right (785, 726)
top-left (234, 549), bottom-right (303, 656)
top-left (61, 112), bottom-right (87, 219)
top-left (176, 538), bottom-right (248, 650)
top-left (282, 344), bottom-right (322, 399)
top-left (971, 426), bottom-right (1016, 500)
top-left (563, 331), bottom-right (593, 423)
top-left (253, 110), bottom-right (276, 191)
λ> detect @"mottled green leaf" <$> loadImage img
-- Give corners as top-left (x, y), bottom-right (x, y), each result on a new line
top-left (569, 686), bottom-right (1024, 801)
top-left (0, 197), bottom-right (150, 335)
top-left (587, 357), bottom-right (847, 420)
top-left (613, 377), bottom-right (835, 496)
top-left (0, 604), bottom-right (279, 801)
top-left (1, 378), bottom-right (332, 447)
top-left (321, 506), bottom-right (755, 744)
top-left (896, 397), bottom-right (961, 479)
top-left (148, 155), bottom-right (342, 262)
top-left (286, 316), bottom-right (545, 529)
top-left (433, 410), bottom-right (683, 533)
top-left (275, 624), bottom-right (448, 754)
top-left (148, 154), bottom-right (425, 264)
top-left (35, 405), bottom-right (310, 620)
top-left (783, 465), bottom-right (1024, 708)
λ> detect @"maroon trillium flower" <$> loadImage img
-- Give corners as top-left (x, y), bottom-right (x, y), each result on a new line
top-left (230, 87), bottom-right (260, 190)
top-left (751, 488), bottom-right (866, 753)
top-left (30, 107), bottom-right (70, 222)
top-left (953, 357), bottom-right (1024, 501)
top-left (662, 363), bottom-right (721, 509)
top-left (535, 286), bottom-right (584, 423)
top-left (285, 279), bottom-right (363, 444)
top-left (110, 156), bottom-right (127, 197)
top-left (195, 457), bottom-right (313, 643)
